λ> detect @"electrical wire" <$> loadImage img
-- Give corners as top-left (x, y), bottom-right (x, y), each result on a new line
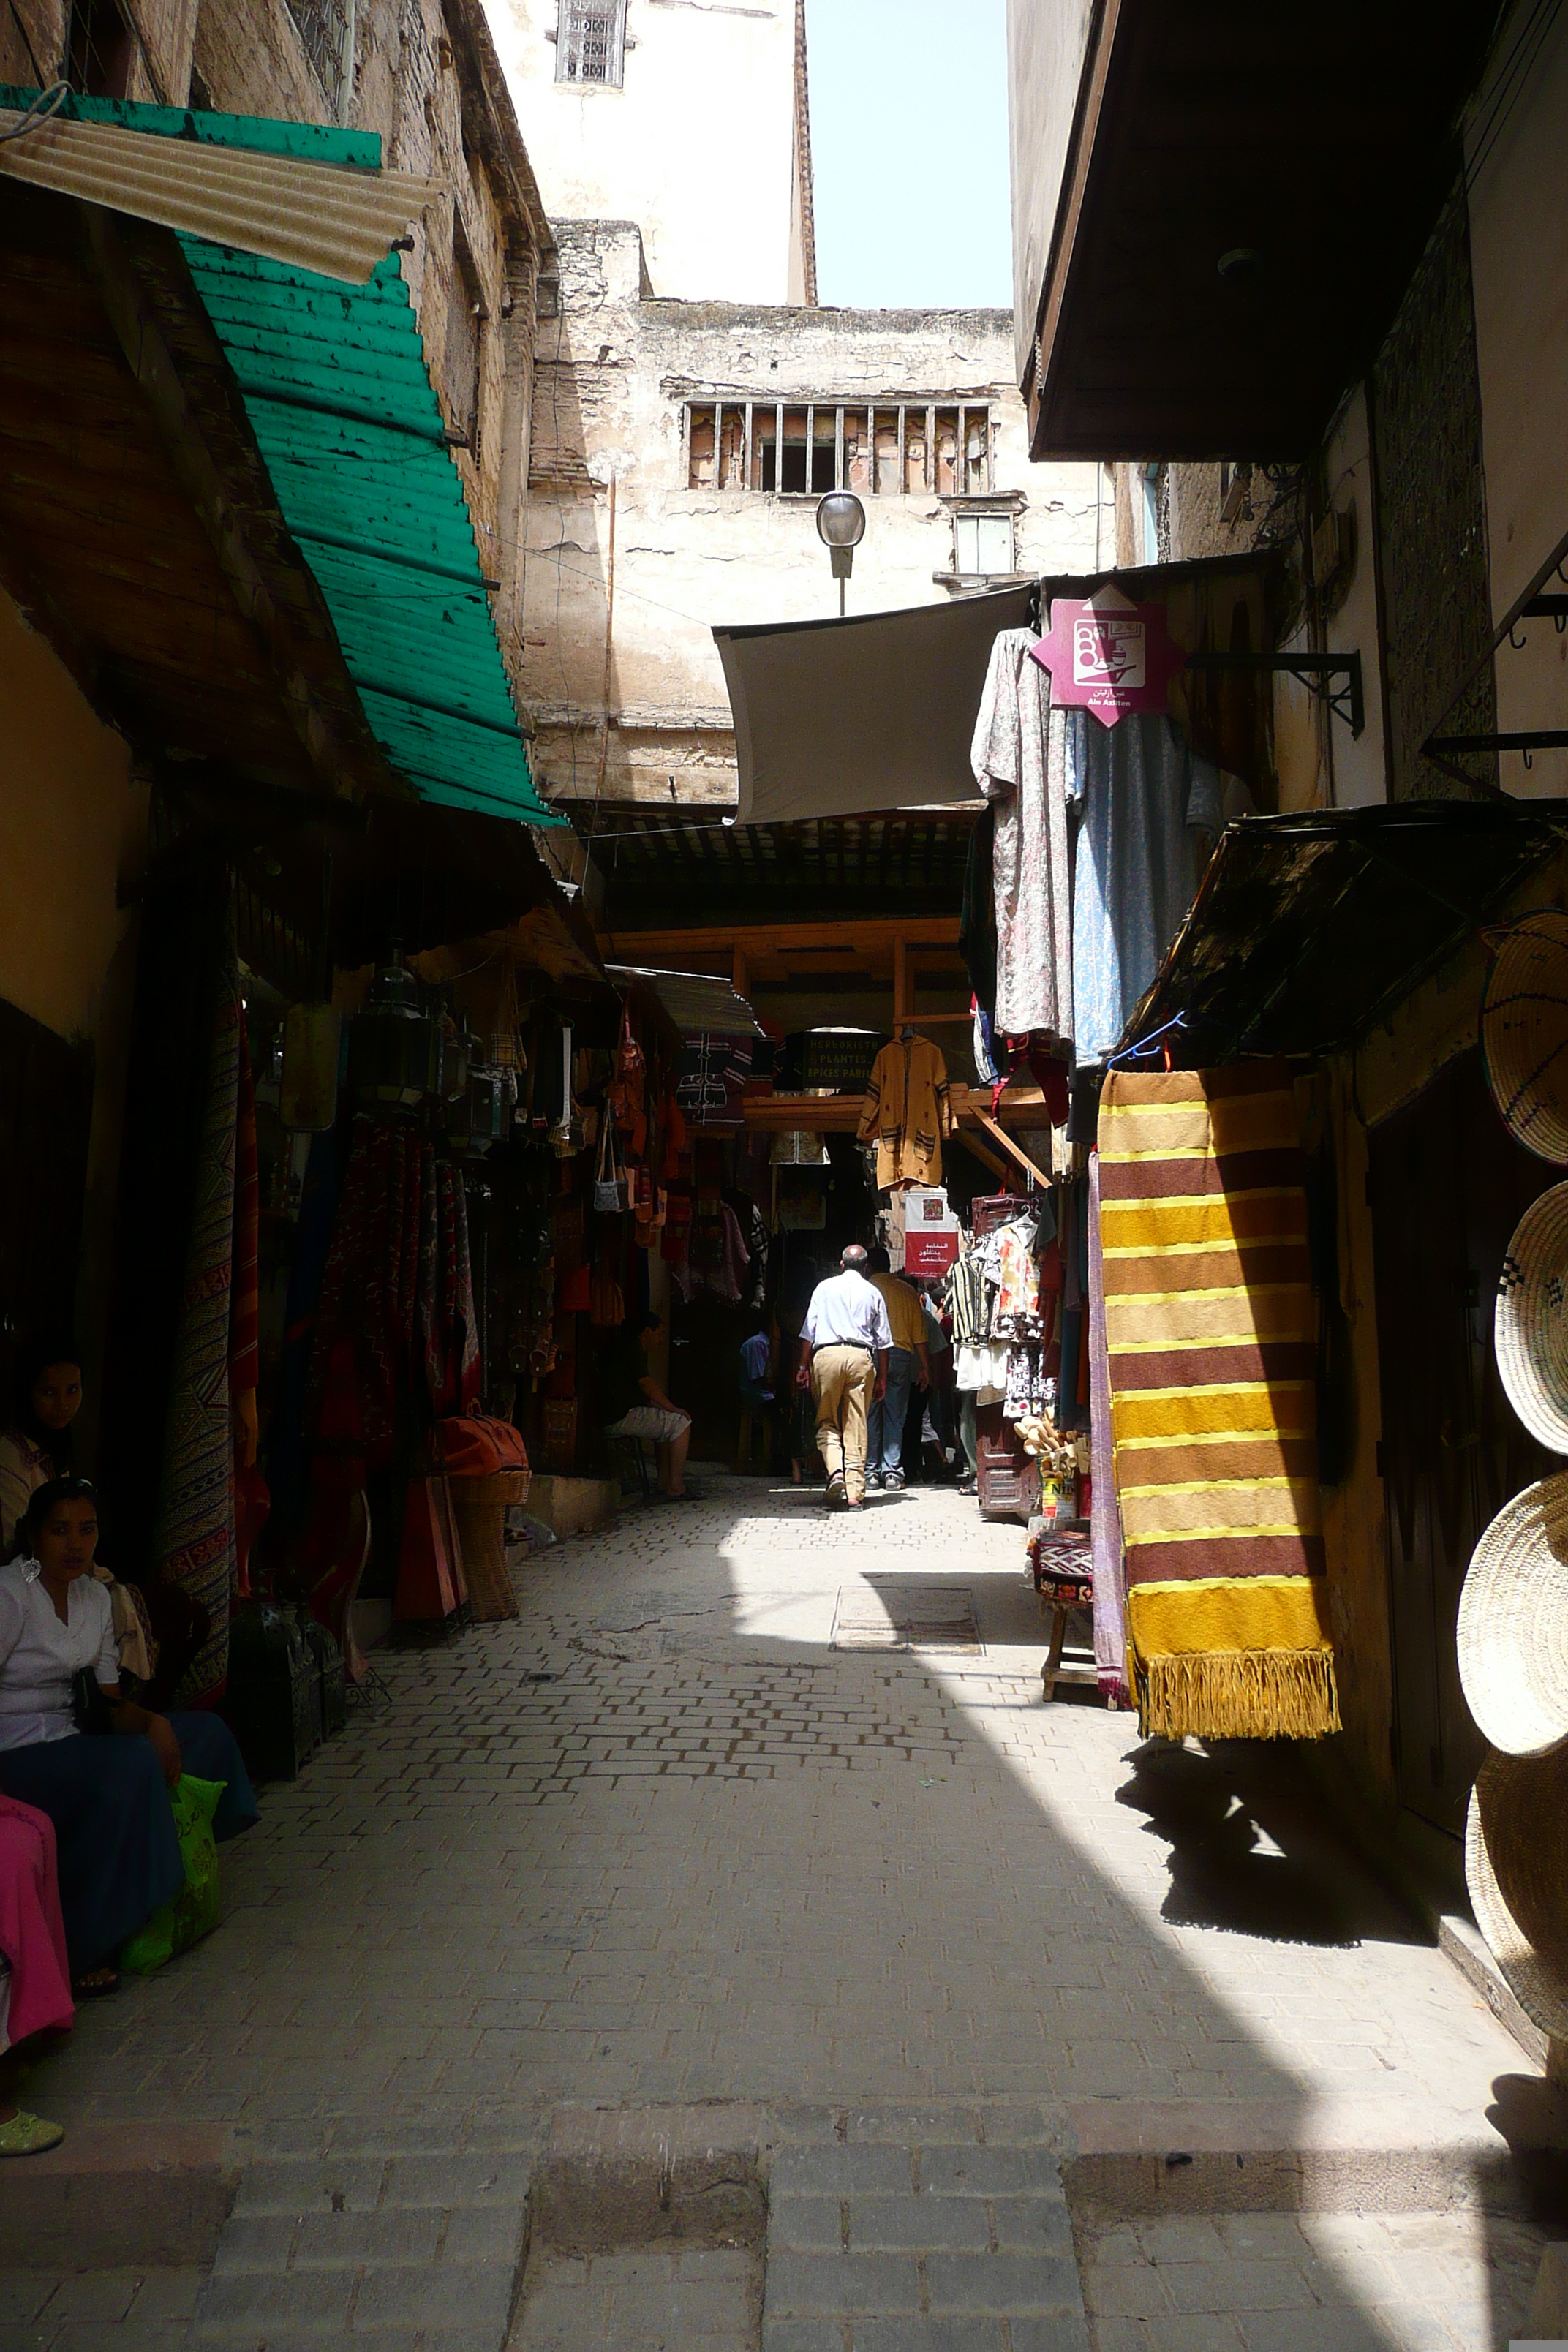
top-left (0, 80), bottom-right (69, 143)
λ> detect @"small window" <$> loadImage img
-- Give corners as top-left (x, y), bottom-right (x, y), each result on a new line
top-left (445, 225), bottom-right (486, 456)
top-left (283, 0), bottom-right (356, 121)
top-left (954, 512), bottom-right (1015, 578)
top-left (557, 0), bottom-right (626, 86)
top-left (680, 397), bottom-right (992, 499)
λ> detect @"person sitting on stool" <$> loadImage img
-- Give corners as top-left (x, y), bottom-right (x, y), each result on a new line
top-left (795, 1246), bottom-right (892, 1511)
top-left (604, 1313), bottom-right (698, 1501)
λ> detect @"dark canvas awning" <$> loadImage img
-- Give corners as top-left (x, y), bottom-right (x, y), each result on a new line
top-left (715, 585), bottom-right (1031, 825)
top-left (1121, 803), bottom-right (1568, 1066)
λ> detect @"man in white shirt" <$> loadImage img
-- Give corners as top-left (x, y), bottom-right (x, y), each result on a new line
top-left (795, 1245), bottom-right (892, 1509)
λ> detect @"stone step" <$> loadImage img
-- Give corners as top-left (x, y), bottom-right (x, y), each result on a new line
top-left (0, 2122), bottom-right (240, 2272)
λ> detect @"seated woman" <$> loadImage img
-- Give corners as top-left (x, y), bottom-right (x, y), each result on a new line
top-left (0, 1340), bottom-right (206, 1706)
top-left (0, 1793), bottom-right (72, 2156)
top-left (0, 1479), bottom-right (258, 1993)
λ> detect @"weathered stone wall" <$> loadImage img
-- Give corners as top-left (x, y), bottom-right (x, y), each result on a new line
top-left (524, 220), bottom-right (1101, 805)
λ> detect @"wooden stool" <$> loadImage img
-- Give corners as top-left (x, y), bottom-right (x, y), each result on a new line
top-left (609, 1429), bottom-right (655, 1502)
top-left (735, 1406), bottom-right (771, 1472)
top-left (1039, 1597), bottom-right (1103, 1703)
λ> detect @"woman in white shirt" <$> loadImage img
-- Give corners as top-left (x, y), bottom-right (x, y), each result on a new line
top-left (0, 1480), bottom-right (257, 1994)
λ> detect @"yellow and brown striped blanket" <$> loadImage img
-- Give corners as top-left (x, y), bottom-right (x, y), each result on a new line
top-left (1098, 1061), bottom-right (1338, 1740)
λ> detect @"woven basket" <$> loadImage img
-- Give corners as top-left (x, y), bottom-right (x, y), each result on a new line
top-left (1465, 1744), bottom-right (1568, 2040)
top-left (1494, 1184), bottom-right (1568, 1454)
top-left (1457, 1474), bottom-right (1568, 1756)
top-left (1482, 911), bottom-right (1568, 1163)
top-left (448, 1468), bottom-right (530, 1624)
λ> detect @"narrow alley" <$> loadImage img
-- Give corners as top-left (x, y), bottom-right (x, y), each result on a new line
top-left (10, 1476), bottom-right (1553, 2351)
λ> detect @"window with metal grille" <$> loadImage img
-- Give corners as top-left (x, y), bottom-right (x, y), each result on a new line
top-left (683, 399), bottom-right (992, 496)
top-left (557, 0), bottom-right (627, 86)
top-left (285, 0), bottom-right (355, 122)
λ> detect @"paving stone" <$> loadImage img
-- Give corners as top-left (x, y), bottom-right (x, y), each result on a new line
top-left (922, 2252), bottom-right (1080, 2315)
top-left (763, 2249), bottom-right (921, 2316)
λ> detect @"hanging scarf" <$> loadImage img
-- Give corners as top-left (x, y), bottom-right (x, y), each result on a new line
top-left (1087, 1148), bottom-right (1128, 1703)
top-left (1098, 1062), bottom-right (1338, 1741)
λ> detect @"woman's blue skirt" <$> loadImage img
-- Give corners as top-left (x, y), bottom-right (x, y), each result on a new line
top-left (0, 1715), bottom-right (258, 1970)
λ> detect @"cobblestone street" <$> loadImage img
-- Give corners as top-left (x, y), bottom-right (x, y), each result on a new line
top-left (12, 1476), bottom-right (1550, 2350)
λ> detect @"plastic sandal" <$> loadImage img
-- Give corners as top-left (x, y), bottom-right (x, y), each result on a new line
top-left (0, 2108), bottom-right (64, 2157)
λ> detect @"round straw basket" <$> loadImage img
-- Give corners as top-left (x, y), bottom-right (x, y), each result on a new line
top-left (1464, 1744), bottom-right (1568, 2041)
top-left (1494, 1184), bottom-right (1568, 1452)
top-left (1456, 1475), bottom-right (1568, 1756)
top-left (1482, 911), bottom-right (1568, 1162)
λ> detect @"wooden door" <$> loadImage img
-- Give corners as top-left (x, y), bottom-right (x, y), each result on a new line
top-left (1369, 1048), bottom-right (1557, 1834)
top-left (0, 995), bottom-right (94, 1406)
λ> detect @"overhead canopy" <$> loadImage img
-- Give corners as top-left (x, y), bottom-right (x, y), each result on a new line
top-left (0, 89), bottom-right (557, 830)
top-left (1011, 1), bottom-right (1499, 459)
top-left (1120, 803), bottom-right (1568, 1066)
top-left (0, 88), bottom-right (440, 283)
top-left (606, 964), bottom-right (764, 1036)
top-left (715, 584), bottom-right (1031, 825)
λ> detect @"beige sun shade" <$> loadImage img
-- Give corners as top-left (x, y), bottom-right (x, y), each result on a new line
top-left (0, 108), bottom-right (442, 284)
top-left (714, 584), bottom-right (1033, 825)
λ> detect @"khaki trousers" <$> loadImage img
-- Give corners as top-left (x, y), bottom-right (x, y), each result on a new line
top-left (810, 1344), bottom-right (875, 1502)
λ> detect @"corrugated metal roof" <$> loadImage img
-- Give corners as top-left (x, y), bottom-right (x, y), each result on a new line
top-left (607, 965), bottom-right (764, 1036)
top-left (0, 88), bottom-right (557, 831)
top-left (0, 97), bottom-right (440, 283)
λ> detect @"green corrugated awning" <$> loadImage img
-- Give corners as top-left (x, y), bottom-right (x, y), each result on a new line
top-left (1, 86), bottom-right (559, 829)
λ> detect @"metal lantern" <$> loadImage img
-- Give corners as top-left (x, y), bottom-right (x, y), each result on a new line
top-left (347, 966), bottom-right (440, 1110)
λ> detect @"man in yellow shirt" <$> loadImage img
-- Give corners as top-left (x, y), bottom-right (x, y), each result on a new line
top-left (864, 1246), bottom-right (930, 1491)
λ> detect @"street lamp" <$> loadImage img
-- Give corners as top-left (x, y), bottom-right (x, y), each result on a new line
top-left (816, 491), bottom-right (866, 618)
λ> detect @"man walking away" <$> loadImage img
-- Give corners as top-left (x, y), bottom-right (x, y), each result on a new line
top-left (863, 1246), bottom-right (930, 1491)
top-left (796, 1245), bottom-right (892, 1509)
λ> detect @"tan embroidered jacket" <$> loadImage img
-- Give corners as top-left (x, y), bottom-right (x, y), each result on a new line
top-left (857, 1036), bottom-right (954, 1189)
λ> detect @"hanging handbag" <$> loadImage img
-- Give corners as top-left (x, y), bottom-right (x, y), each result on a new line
top-left (593, 1113), bottom-right (627, 1213)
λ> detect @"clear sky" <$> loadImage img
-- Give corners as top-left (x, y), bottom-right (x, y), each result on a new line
top-left (805, 0), bottom-right (1014, 312)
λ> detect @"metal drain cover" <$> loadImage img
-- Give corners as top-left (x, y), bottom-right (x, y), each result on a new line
top-left (830, 1583), bottom-right (982, 1654)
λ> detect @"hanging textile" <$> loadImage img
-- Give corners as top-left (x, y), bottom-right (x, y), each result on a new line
top-left (676, 1034), bottom-right (753, 1127)
top-left (1066, 713), bottom-right (1224, 1066)
top-left (440, 1165), bottom-right (482, 1411)
top-left (970, 628), bottom-right (1073, 1043)
top-left (1087, 1148), bottom-right (1128, 1703)
top-left (1098, 1063), bottom-right (1338, 1740)
top-left (150, 905), bottom-right (241, 1704)
top-left (857, 1035), bottom-right (954, 1189)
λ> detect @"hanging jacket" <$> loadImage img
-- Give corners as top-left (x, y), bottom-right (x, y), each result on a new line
top-left (857, 1035), bottom-right (954, 1190)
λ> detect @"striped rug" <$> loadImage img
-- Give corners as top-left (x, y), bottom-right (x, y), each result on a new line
top-left (1098, 1061), bottom-right (1338, 1740)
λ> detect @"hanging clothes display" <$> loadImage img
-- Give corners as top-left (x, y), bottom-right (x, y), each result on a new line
top-left (1066, 711), bottom-right (1224, 1065)
top-left (858, 1033), bottom-right (954, 1189)
top-left (1098, 1061), bottom-right (1338, 1741)
top-left (970, 628), bottom-right (1074, 1044)
top-left (677, 1034), bottom-right (753, 1128)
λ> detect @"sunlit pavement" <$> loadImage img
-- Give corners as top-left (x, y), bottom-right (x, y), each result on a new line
top-left (19, 1471), bottom-right (1550, 2350)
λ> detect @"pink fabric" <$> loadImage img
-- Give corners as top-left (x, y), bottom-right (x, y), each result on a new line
top-left (0, 1795), bottom-right (73, 2045)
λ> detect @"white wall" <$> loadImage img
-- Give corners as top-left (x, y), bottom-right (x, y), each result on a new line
top-left (523, 224), bottom-right (1101, 802)
top-left (1469, 0), bottom-right (1568, 799)
top-left (1320, 384), bottom-right (1389, 808)
top-left (486, 0), bottom-right (802, 301)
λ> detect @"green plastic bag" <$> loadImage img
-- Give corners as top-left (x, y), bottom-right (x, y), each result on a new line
top-left (120, 1773), bottom-right (225, 1975)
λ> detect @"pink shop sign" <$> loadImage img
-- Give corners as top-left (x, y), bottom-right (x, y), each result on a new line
top-left (1028, 587), bottom-right (1187, 726)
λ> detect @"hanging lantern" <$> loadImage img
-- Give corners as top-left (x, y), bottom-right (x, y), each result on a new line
top-left (347, 967), bottom-right (440, 1110)
top-left (279, 1004), bottom-right (342, 1132)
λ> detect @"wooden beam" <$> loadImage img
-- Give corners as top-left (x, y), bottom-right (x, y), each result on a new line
top-left (74, 206), bottom-right (397, 804)
top-left (974, 1111), bottom-right (1051, 1191)
top-left (0, 516), bottom-right (111, 725)
top-left (600, 916), bottom-right (960, 960)
top-left (949, 1126), bottom-right (1011, 1183)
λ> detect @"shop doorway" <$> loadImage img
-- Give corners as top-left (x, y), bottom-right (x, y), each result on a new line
top-left (1368, 1047), bottom-right (1556, 1836)
top-left (0, 994), bottom-right (94, 1407)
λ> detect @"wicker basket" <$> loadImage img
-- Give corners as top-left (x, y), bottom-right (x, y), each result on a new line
top-left (1482, 911), bottom-right (1568, 1163)
top-left (1494, 1184), bottom-right (1568, 1454)
top-left (1456, 1474), bottom-right (1568, 1757)
top-left (448, 1466), bottom-right (531, 1623)
top-left (1465, 1744), bottom-right (1568, 2040)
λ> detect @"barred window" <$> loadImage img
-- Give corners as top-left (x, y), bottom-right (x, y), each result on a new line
top-left (557, 0), bottom-right (627, 86)
top-left (285, 0), bottom-right (355, 121)
top-left (683, 399), bottom-right (993, 495)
